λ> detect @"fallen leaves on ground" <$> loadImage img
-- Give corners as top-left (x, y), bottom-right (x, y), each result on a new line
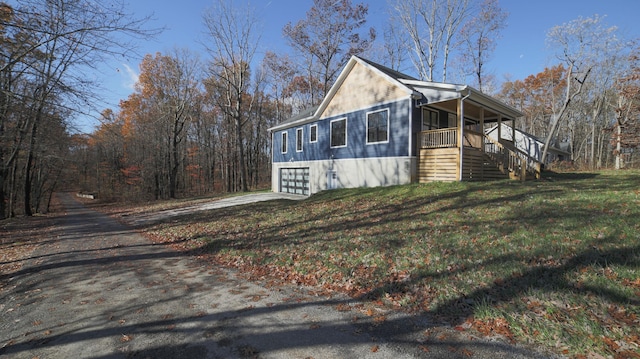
top-left (471, 317), bottom-right (515, 343)
top-left (94, 171), bottom-right (640, 358)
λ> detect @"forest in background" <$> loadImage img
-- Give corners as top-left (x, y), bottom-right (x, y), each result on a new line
top-left (1, 0), bottom-right (639, 219)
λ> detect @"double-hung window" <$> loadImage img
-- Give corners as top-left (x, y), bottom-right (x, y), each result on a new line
top-left (310, 124), bottom-right (317, 143)
top-left (296, 128), bottom-right (303, 152)
top-left (366, 109), bottom-right (389, 144)
top-left (422, 109), bottom-right (439, 130)
top-left (281, 132), bottom-right (287, 153)
top-left (330, 118), bottom-right (347, 148)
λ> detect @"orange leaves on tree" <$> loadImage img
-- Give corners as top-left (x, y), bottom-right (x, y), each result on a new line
top-left (121, 166), bottom-right (142, 185)
top-left (186, 164), bottom-right (202, 180)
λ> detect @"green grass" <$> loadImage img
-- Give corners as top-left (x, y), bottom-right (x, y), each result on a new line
top-left (144, 170), bottom-right (640, 358)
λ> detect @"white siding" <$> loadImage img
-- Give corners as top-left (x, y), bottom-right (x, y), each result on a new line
top-left (272, 157), bottom-right (416, 195)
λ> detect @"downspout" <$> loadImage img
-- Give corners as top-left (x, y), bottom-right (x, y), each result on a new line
top-left (459, 88), bottom-right (472, 181)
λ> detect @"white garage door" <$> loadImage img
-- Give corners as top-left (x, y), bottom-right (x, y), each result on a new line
top-left (280, 168), bottom-right (309, 195)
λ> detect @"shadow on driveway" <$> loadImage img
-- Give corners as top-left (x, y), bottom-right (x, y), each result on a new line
top-left (0, 193), bottom-right (552, 359)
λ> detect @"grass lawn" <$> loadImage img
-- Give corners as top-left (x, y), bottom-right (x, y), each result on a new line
top-left (140, 170), bottom-right (639, 358)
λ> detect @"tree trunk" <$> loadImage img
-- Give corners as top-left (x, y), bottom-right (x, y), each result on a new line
top-left (0, 171), bottom-right (5, 219)
top-left (542, 65), bottom-right (590, 164)
top-left (590, 96), bottom-right (605, 169)
top-left (24, 121), bottom-right (38, 216)
top-left (615, 123), bottom-right (622, 170)
top-left (235, 115), bottom-right (248, 192)
top-left (170, 118), bottom-right (179, 199)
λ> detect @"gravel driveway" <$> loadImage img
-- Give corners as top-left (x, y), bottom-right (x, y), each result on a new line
top-left (0, 193), bottom-right (551, 358)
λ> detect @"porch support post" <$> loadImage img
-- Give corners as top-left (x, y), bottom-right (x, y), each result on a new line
top-left (458, 88), bottom-right (471, 181)
top-left (479, 108), bottom-right (485, 180)
top-left (496, 113), bottom-right (505, 175)
top-left (458, 98), bottom-right (463, 181)
top-left (479, 108), bottom-right (485, 153)
top-left (511, 117), bottom-right (516, 146)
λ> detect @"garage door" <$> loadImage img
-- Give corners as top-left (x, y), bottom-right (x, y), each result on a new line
top-left (280, 168), bottom-right (309, 195)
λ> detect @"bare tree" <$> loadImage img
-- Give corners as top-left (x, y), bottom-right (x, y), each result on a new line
top-left (379, 12), bottom-right (409, 72)
top-left (612, 43), bottom-right (640, 169)
top-left (202, 0), bottom-right (261, 192)
top-left (392, 0), bottom-right (438, 81)
top-left (0, 0), bottom-right (155, 217)
top-left (459, 0), bottom-right (507, 92)
top-left (392, 0), bottom-right (472, 82)
top-left (283, 0), bottom-right (375, 104)
top-left (135, 50), bottom-right (202, 198)
top-left (441, 0), bottom-right (471, 82)
top-left (541, 15), bottom-right (621, 164)
top-left (262, 52), bottom-right (297, 117)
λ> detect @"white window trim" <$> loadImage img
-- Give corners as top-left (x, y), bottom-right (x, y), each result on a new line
top-left (330, 117), bottom-right (348, 148)
top-left (281, 132), bottom-right (287, 154)
top-left (296, 127), bottom-right (303, 152)
top-left (366, 108), bottom-right (390, 145)
top-left (422, 108), bottom-right (439, 131)
top-left (309, 124), bottom-right (318, 143)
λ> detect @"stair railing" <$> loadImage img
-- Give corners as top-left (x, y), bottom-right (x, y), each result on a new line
top-left (483, 135), bottom-right (541, 180)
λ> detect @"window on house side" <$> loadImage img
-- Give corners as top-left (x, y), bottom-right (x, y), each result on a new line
top-left (330, 118), bottom-right (347, 148)
top-left (310, 124), bottom-right (317, 143)
top-left (367, 109), bottom-right (389, 143)
top-left (422, 109), bottom-right (439, 130)
top-left (296, 128), bottom-right (303, 152)
top-left (447, 113), bottom-right (457, 128)
top-left (281, 132), bottom-right (287, 153)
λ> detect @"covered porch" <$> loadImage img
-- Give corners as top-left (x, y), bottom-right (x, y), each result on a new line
top-left (406, 82), bottom-right (541, 182)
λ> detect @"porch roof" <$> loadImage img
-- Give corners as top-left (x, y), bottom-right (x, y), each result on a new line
top-left (401, 79), bottom-right (524, 122)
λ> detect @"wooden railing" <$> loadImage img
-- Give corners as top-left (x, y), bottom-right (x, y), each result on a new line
top-left (419, 128), bottom-right (457, 148)
top-left (484, 136), bottom-right (541, 180)
top-left (419, 127), bottom-right (542, 180)
top-left (419, 128), bottom-right (485, 149)
top-left (463, 129), bottom-right (483, 149)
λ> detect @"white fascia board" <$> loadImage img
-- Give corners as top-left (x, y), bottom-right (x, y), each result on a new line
top-left (401, 79), bottom-right (466, 105)
top-left (411, 85), bottom-right (463, 104)
top-left (401, 79), bottom-right (467, 92)
top-left (465, 87), bottom-right (524, 119)
top-left (268, 115), bottom-right (316, 132)
top-left (404, 79), bottom-right (524, 119)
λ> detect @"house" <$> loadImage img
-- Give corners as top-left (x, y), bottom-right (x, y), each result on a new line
top-left (485, 123), bottom-right (571, 165)
top-left (269, 56), bottom-right (541, 196)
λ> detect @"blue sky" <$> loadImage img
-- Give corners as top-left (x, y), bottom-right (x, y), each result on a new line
top-left (10, 0), bottom-right (638, 132)
top-left (93, 0), bottom-right (638, 134)
top-left (117, 0), bottom-right (639, 80)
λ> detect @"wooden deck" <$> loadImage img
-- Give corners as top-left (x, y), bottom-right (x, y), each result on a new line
top-left (418, 147), bottom-right (459, 182)
top-left (418, 128), bottom-right (540, 182)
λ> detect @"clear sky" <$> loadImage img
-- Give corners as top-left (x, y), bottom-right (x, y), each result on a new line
top-left (14, 0), bottom-right (639, 132)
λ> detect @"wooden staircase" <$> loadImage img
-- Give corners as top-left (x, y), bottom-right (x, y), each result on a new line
top-left (482, 135), bottom-right (542, 181)
top-left (460, 130), bottom-right (542, 181)
top-left (417, 129), bottom-right (542, 182)
top-left (462, 148), bottom-right (509, 181)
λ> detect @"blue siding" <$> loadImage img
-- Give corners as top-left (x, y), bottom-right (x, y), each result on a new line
top-left (273, 99), bottom-right (412, 163)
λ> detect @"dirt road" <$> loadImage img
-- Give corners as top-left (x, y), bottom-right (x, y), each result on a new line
top-left (0, 193), bottom-right (551, 358)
